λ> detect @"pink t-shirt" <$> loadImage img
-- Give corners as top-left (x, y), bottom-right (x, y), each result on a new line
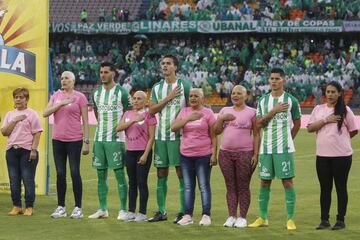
top-left (2, 108), bottom-right (43, 150)
top-left (308, 104), bottom-right (359, 157)
top-left (219, 106), bottom-right (256, 152)
top-left (50, 90), bottom-right (88, 141)
top-left (122, 110), bottom-right (157, 151)
top-left (177, 107), bottom-right (216, 157)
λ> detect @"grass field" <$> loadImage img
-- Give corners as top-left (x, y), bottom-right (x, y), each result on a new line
top-left (1, 129), bottom-right (360, 240)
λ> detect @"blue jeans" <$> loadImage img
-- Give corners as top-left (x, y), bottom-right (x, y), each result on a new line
top-left (180, 154), bottom-right (212, 216)
top-left (6, 147), bottom-right (38, 208)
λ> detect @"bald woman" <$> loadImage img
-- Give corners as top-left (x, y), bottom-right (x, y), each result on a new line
top-left (214, 85), bottom-right (260, 228)
top-left (117, 91), bottom-right (157, 222)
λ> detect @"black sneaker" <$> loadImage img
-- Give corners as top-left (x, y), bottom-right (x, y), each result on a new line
top-left (148, 212), bottom-right (167, 222)
top-left (332, 220), bottom-right (345, 230)
top-left (316, 220), bottom-right (331, 230)
top-left (173, 212), bottom-right (184, 224)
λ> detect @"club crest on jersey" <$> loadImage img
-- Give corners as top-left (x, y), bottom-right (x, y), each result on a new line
top-left (0, 6), bottom-right (36, 80)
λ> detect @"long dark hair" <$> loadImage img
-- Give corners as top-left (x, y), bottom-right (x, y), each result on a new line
top-left (326, 81), bottom-right (347, 131)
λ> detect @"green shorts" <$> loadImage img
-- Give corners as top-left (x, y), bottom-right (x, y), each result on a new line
top-left (92, 141), bottom-right (126, 169)
top-left (258, 152), bottom-right (295, 180)
top-left (154, 140), bottom-right (180, 168)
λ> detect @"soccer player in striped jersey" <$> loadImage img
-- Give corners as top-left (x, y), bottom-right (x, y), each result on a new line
top-left (248, 68), bottom-right (301, 230)
top-left (148, 55), bottom-right (191, 223)
top-left (88, 62), bottom-right (130, 220)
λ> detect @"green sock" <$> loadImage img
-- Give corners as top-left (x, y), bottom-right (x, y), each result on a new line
top-left (97, 169), bottom-right (108, 211)
top-left (285, 187), bottom-right (296, 219)
top-left (259, 186), bottom-right (270, 219)
top-left (179, 177), bottom-right (185, 214)
top-left (114, 168), bottom-right (128, 211)
top-left (157, 176), bottom-right (168, 214)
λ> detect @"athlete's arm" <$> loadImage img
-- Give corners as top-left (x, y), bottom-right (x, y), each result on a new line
top-left (149, 86), bottom-right (181, 115)
top-left (257, 103), bottom-right (289, 128)
top-left (291, 119), bottom-right (301, 139)
top-left (252, 121), bottom-right (260, 170)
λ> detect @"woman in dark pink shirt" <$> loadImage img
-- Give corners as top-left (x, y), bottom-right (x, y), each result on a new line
top-left (117, 90), bottom-right (156, 222)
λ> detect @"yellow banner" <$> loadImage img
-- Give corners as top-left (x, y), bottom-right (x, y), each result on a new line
top-left (0, 0), bottom-right (48, 195)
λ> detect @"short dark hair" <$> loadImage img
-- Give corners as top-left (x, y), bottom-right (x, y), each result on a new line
top-left (162, 54), bottom-right (178, 67)
top-left (100, 62), bottom-right (116, 72)
top-left (270, 67), bottom-right (285, 78)
top-left (13, 87), bottom-right (29, 100)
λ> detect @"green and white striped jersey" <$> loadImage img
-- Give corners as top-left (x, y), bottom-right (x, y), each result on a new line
top-left (256, 92), bottom-right (301, 154)
top-left (151, 78), bottom-right (191, 141)
top-left (92, 85), bottom-right (130, 142)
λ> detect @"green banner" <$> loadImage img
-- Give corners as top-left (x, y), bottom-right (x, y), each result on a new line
top-left (50, 20), bottom-right (343, 34)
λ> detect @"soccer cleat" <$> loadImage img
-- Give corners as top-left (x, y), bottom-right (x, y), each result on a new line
top-left (50, 206), bottom-right (67, 218)
top-left (8, 206), bottom-right (23, 216)
top-left (70, 207), bottom-right (83, 219)
top-left (173, 212), bottom-right (184, 224)
top-left (122, 211), bottom-right (136, 221)
top-left (148, 211), bottom-right (167, 222)
top-left (135, 213), bottom-right (147, 222)
top-left (248, 217), bottom-right (269, 228)
top-left (88, 209), bottom-right (109, 219)
top-left (177, 214), bottom-right (193, 226)
top-left (286, 219), bottom-right (297, 230)
top-left (23, 208), bottom-right (33, 216)
top-left (223, 216), bottom-right (236, 227)
top-left (199, 214), bottom-right (211, 226)
top-left (316, 220), bottom-right (331, 230)
top-left (332, 220), bottom-right (345, 230)
top-left (234, 217), bottom-right (247, 228)
top-left (117, 210), bottom-right (129, 220)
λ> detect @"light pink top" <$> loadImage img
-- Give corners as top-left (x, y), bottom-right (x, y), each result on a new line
top-left (308, 104), bottom-right (358, 157)
top-left (2, 108), bottom-right (43, 150)
top-left (177, 107), bottom-right (216, 157)
top-left (219, 106), bottom-right (256, 152)
top-left (50, 90), bottom-right (88, 142)
top-left (122, 110), bottom-right (157, 151)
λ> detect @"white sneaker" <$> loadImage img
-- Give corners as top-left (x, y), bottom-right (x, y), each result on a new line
top-left (223, 216), bottom-right (237, 227)
top-left (50, 206), bottom-right (67, 218)
top-left (177, 214), bottom-right (193, 226)
top-left (88, 209), bottom-right (109, 219)
top-left (117, 210), bottom-right (128, 220)
top-left (135, 213), bottom-right (147, 222)
top-left (122, 211), bottom-right (136, 221)
top-left (199, 214), bottom-right (211, 226)
top-left (234, 217), bottom-right (247, 228)
top-left (70, 207), bottom-right (83, 219)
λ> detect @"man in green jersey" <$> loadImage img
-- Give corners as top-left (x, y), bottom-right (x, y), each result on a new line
top-left (248, 68), bottom-right (301, 230)
top-left (88, 62), bottom-right (130, 220)
top-left (148, 55), bottom-right (191, 223)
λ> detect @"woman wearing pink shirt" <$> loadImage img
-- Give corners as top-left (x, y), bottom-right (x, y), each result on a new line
top-left (1, 87), bottom-right (42, 216)
top-left (171, 88), bottom-right (217, 226)
top-left (307, 81), bottom-right (358, 230)
top-left (214, 85), bottom-right (260, 228)
top-left (117, 91), bottom-right (156, 222)
top-left (43, 71), bottom-right (89, 219)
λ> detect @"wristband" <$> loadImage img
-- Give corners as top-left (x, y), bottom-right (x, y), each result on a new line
top-left (83, 138), bottom-right (90, 144)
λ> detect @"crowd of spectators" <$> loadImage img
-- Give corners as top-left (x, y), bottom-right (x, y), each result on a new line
top-left (143, 0), bottom-right (360, 21)
top-left (50, 34), bottom-right (360, 107)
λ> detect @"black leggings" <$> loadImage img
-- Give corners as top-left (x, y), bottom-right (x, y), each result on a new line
top-left (316, 155), bottom-right (352, 222)
top-left (126, 150), bottom-right (152, 214)
top-left (53, 139), bottom-right (83, 208)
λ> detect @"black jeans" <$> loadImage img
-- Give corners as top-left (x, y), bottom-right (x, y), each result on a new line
top-left (126, 150), bottom-right (152, 214)
top-left (6, 148), bottom-right (38, 208)
top-left (52, 139), bottom-right (83, 208)
top-left (316, 155), bottom-right (352, 222)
